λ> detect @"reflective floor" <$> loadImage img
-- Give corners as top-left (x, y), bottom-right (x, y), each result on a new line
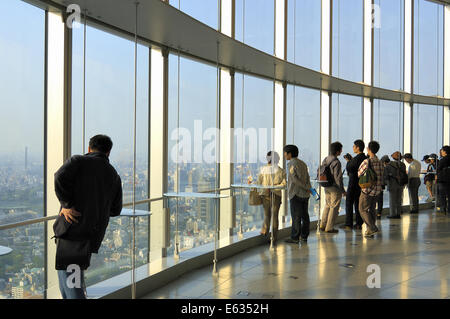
top-left (142, 210), bottom-right (450, 299)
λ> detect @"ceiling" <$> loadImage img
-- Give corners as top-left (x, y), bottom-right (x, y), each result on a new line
top-left (24, 0), bottom-right (450, 106)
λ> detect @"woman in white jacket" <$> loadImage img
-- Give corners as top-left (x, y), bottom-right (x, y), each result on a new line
top-left (255, 151), bottom-right (286, 242)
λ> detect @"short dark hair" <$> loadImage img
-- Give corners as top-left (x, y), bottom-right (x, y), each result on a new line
top-left (354, 139), bottom-right (365, 153)
top-left (404, 153), bottom-right (413, 160)
top-left (442, 146), bottom-right (450, 155)
top-left (267, 151), bottom-right (280, 164)
top-left (368, 141), bottom-right (380, 154)
top-left (330, 142), bottom-right (343, 156)
top-left (283, 145), bottom-right (299, 158)
top-left (89, 135), bottom-right (113, 154)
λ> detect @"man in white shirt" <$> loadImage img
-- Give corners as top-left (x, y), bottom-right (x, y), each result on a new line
top-left (404, 153), bottom-right (422, 214)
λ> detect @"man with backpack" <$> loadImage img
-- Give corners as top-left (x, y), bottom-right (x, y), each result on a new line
top-left (404, 154), bottom-right (422, 214)
top-left (436, 146), bottom-right (450, 214)
top-left (319, 142), bottom-right (346, 233)
top-left (357, 141), bottom-right (384, 238)
top-left (384, 153), bottom-right (408, 219)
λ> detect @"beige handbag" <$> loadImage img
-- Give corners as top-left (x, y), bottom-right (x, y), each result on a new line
top-left (248, 188), bottom-right (263, 206)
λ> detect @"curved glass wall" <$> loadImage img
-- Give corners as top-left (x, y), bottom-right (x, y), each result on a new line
top-left (1, 0), bottom-right (449, 300)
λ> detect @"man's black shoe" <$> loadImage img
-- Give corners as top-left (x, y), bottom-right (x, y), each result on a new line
top-left (300, 238), bottom-right (308, 243)
top-left (353, 224), bottom-right (362, 230)
top-left (285, 238), bottom-right (299, 244)
top-left (387, 215), bottom-right (401, 219)
top-left (339, 224), bottom-right (353, 230)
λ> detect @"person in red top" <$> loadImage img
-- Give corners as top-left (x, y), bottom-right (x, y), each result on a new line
top-left (358, 141), bottom-right (384, 238)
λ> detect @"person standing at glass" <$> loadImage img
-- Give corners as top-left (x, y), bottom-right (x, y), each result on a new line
top-left (319, 142), bottom-right (346, 234)
top-left (436, 146), bottom-right (450, 214)
top-left (341, 140), bottom-right (367, 230)
top-left (283, 145), bottom-right (312, 244)
top-left (384, 154), bottom-right (406, 219)
top-left (404, 153), bottom-right (422, 214)
top-left (255, 151), bottom-right (286, 243)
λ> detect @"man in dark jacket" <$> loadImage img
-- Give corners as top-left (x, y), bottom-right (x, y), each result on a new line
top-left (54, 135), bottom-right (122, 299)
top-left (341, 140), bottom-right (367, 230)
top-left (436, 145), bottom-right (450, 214)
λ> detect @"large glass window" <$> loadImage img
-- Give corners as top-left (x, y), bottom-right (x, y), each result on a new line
top-left (235, 0), bottom-right (274, 55)
top-left (234, 73), bottom-right (274, 234)
top-left (0, 1), bottom-right (45, 223)
top-left (373, 100), bottom-right (404, 158)
top-left (412, 104), bottom-right (443, 203)
top-left (332, 0), bottom-right (363, 82)
top-left (287, 0), bottom-right (321, 71)
top-left (286, 85), bottom-right (321, 220)
top-left (0, 0), bottom-right (45, 299)
top-left (332, 94), bottom-right (363, 211)
top-left (414, 0), bottom-right (444, 96)
top-left (72, 25), bottom-right (150, 286)
top-left (373, 0), bottom-right (404, 90)
top-left (167, 54), bottom-right (218, 253)
top-left (373, 100), bottom-right (404, 208)
top-left (169, 0), bottom-right (219, 30)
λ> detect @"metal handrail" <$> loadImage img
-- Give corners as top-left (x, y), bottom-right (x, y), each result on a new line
top-left (0, 187), bottom-right (232, 231)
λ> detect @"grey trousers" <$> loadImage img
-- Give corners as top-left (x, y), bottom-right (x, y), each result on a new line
top-left (388, 186), bottom-right (403, 217)
top-left (359, 192), bottom-right (379, 232)
top-left (408, 178), bottom-right (421, 212)
top-left (320, 187), bottom-right (343, 232)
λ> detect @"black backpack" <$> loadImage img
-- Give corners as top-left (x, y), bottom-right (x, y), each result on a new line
top-left (317, 159), bottom-right (337, 188)
top-left (397, 165), bottom-right (409, 186)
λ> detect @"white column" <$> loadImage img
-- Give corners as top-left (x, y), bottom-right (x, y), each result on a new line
top-left (403, 0), bottom-right (413, 207)
top-left (320, 0), bottom-right (332, 214)
top-left (404, 0), bottom-right (413, 154)
top-left (363, 0), bottom-right (373, 145)
top-left (219, 68), bottom-right (234, 244)
top-left (274, 0), bottom-right (287, 222)
top-left (444, 5), bottom-right (450, 145)
top-left (150, 47), bottom-right (169, 260)
top-left (46, 10), bottom-right (70, 299)
top-left (218, 0), bottom-right (235, 244)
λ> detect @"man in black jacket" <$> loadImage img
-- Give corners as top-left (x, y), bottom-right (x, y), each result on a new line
top-left (341, 140), bottom-right (367, 230)
top-left (436, 145), bottom-right (450, 214)
top-left (54, 135), bottom-right (122, 299)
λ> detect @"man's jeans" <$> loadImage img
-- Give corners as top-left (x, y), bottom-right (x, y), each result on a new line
top-left (58, 269), bottom-right (87, 299)
top-left (290, 195), bottom-right (310, 240)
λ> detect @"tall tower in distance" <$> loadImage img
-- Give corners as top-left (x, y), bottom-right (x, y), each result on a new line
top-left (25, 146), bottom-right (28, 172)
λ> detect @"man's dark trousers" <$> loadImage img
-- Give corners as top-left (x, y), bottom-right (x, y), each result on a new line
top-left (290, 195), bottom-right (310, 240)
top-left (440, 183), bottom-right (450, 213)
top-left (345, 186), bottom-right (363, 227)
